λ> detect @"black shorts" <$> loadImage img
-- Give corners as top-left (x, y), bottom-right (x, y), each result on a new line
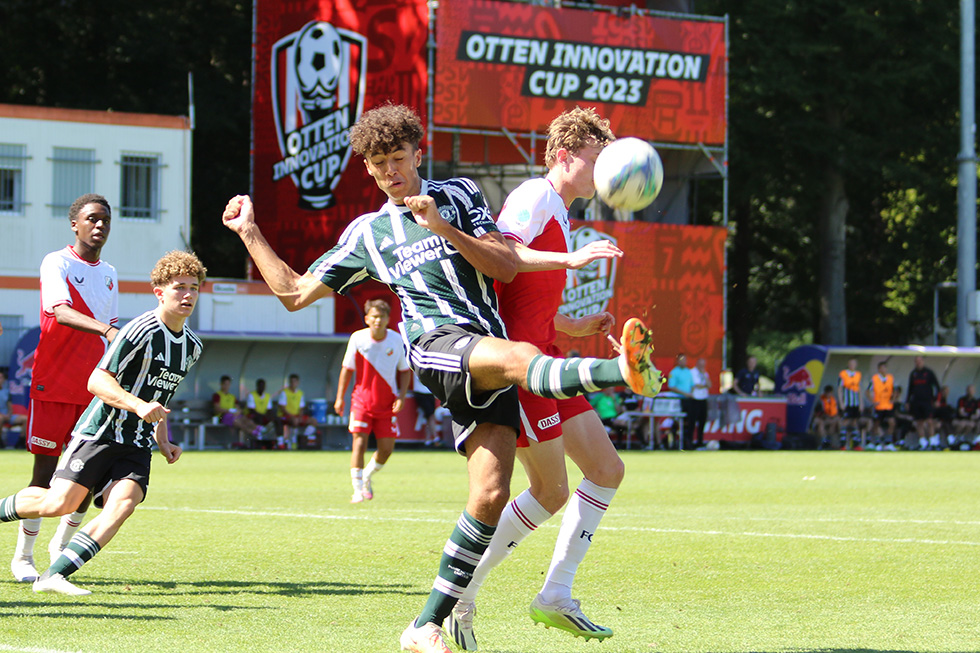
top-left (909, 401), bottom-right (934, 421)
top-left (841, 406), bottom-right (861, 420)
top-left (874, 409), bottom-right (895, 422)
top-left (413, 392), bottom-right (436, 418)
top-left (53, 438), bottom-right (151, 509)
top-left (409, 324), bottom-right (520, 454)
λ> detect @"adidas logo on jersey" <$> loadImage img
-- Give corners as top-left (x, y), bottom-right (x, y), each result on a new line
top-left (379, 236), bottom-right (394, 250)
top-left (155, 353), bottom-right (166, 362)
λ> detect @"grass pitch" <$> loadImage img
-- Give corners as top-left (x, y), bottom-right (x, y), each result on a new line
top-left (0, 449), bottom-right (978, 653)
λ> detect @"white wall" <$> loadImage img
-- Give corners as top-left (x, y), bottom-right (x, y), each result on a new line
top-left (0, 106), bottom-right (191, 282)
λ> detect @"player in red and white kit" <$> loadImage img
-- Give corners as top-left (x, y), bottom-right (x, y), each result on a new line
top-left (446, 108), bottom-right (629, 649)
top-left (335, 299), bottom-right (411, 504)
top-left (11, 194), bottom-right (119, 583)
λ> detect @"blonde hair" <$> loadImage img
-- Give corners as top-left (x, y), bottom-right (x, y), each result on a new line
top-left (151, 250), bottom-right (207, 287)
top-left (544, 107), bottom-right (615, 168)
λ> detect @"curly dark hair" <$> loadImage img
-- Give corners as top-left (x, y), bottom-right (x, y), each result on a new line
top-left (349, 104), bottom-right (424, 157)
top-left (150, 250), bottom-right (207, 287)
top-left (544, 107), bottom-right (615, 168)
top-left (68, 193), bottom-right (111, 222)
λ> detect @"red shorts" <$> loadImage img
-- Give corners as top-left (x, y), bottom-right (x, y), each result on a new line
top-left (349, 407), bottom-right (398, 439)
top-left (27, 399), bottom-right (86, 456)
top-left (516, 389), bottom-right (592, 448)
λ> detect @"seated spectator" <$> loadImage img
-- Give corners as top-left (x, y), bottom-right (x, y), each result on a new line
top-left (589, 387), bottom-right (625, 445)
top-left (246, 378), bottom-right (276, 449)
top-left (277, 373), bottom-right (310, 450)
top-left (812, 385), bottom-right (840, 449)
top-left (953, 385), bottom-right (979, 448)
top-left (212, 375), bottom-right (262, 443)
top-left (0, 370), bottom-right (28, 448)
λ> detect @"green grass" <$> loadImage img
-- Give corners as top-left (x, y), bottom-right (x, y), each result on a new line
top-left (0, 449), bottom-right (978, 653)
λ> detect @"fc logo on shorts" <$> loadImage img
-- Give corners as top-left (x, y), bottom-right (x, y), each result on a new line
top-left (69, 459), bottom-right (85, 473)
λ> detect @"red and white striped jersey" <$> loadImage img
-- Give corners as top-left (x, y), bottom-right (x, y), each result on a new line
top-left (341, 328), bottom-right (409, 416)
top-left (494, 178), bottom-right (570, 349)
top-left (32, 246), bottom-right (118, 405)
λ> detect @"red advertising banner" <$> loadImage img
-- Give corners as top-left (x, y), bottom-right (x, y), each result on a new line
top-left (252, 0), bottom-right (428, 331)
top-left (554, 221), bottom-right (726, 385)
top-left (435, 0), bottom-right (726, 145)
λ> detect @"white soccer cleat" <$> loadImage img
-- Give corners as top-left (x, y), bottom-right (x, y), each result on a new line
top-left (529, 594), bottom-right (613, 642)
top-left (10, 555), bottom-right (38, 582)
top-left (399, 619), bottom-right (452, 653)
top-left (32, 570), bottom-right (91, 596)
top-left (362, 477), bottom-right (374, 501)
top-left (445, 600), bottom-right (478, 650)
top-left (350, 491), bottom-right (364, 504)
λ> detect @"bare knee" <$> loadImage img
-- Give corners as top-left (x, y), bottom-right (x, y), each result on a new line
top-left (530, 484), bottom-right (568, 514)
top-left (37, 494), bottom-right (79, 518)
top-left (587, 456), bottom-right (625, 489)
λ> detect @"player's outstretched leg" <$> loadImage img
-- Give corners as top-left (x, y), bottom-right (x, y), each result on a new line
top-left (529, 595), bottom-right (613, 642)
top-left (619, 318), bottom-right (664, 397)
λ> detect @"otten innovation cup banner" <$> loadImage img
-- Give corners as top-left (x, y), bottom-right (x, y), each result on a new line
top-left (253, 0), bottom-right (428, 330)
top-left (435, 0), bottom-right (727, 145)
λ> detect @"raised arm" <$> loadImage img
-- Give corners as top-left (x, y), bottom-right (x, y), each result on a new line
top-left (510, 238), bottom-right (623, 273)
top-left (221, 195), bottom-right (331, 311)
top-left (404, 194), bottom-right (518, 283)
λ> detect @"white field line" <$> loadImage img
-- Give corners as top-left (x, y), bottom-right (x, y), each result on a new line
top-left (141, 506), bottom-right (980, 547)
top-left (0, 646), bottom-right (83, 653)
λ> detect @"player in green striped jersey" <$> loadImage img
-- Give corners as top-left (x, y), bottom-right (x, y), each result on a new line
top-left (0, 251), bottom-right (206, 596)
top-left (221, 104), bottom-right (661, 653)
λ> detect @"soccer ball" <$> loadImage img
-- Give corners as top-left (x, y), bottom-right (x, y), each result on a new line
top-left (294, 21), bottom-right (343, 111)
top-left (593, 137), bottom-right (664, 211)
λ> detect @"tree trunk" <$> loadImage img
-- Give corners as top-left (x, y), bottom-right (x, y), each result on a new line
top-left (818, 163), bottom-right (849, 345)
top-left (729, 198), bottom-right (753, 371)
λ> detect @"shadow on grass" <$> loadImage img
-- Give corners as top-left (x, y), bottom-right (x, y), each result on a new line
top-left (54, 578), bottom-right (424, 598)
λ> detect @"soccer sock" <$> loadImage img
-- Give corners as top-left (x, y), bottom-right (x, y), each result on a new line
top-left (15, 518), bottom-right (42, 558)
top-left (0, 494), bottom-right (22, 523)
top-left (540, 479), bottom-right (617, 604)
top-left (364, 457), bottom-right (384, 481)
top-left (350, 468), bottom-right (363, 493)
top-left (525, 355), bottom-right (622, 399)
top-left (50, 511), bottom-right (86, 553)
top-left (48, 531), bottom-right (101, 579)
top-left (459, 490), bottom-right (553, 603)
top-left (416, 511), bottom-right (494, 626)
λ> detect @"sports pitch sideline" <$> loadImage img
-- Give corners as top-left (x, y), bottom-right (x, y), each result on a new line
top-left (0, 449), bottom-right (978, 653)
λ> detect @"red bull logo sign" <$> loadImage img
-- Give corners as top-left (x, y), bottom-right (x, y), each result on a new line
top-left (774, 345), bottom-right (830, 434)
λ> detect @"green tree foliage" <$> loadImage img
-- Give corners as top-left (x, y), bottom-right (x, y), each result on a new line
top-left (0, 0), bottom-right (252, 277)
top-left (699, 0), bottom-right (964, 355)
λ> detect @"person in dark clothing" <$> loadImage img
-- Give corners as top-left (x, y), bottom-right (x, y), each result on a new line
top-left (905, 356), bottom-right (940, 450)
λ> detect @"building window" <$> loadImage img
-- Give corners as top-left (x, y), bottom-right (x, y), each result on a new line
top-left (0, 144), bottom-right (28, 214)
top-left (51, 147), bottom-right (96, 217)
top-left (120, 153), bottom-right (162, 220)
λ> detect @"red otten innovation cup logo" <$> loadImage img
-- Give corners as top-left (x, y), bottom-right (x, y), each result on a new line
top-left (270, 21), bottom-right (368, 209)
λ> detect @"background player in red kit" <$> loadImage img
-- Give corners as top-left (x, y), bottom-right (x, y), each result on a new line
top-left (335, 299), bottom-right (411, 503)
top-left (447, 107), bottom-right (627, 649)
top-left (11, 194), bottom-right (119, 583)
